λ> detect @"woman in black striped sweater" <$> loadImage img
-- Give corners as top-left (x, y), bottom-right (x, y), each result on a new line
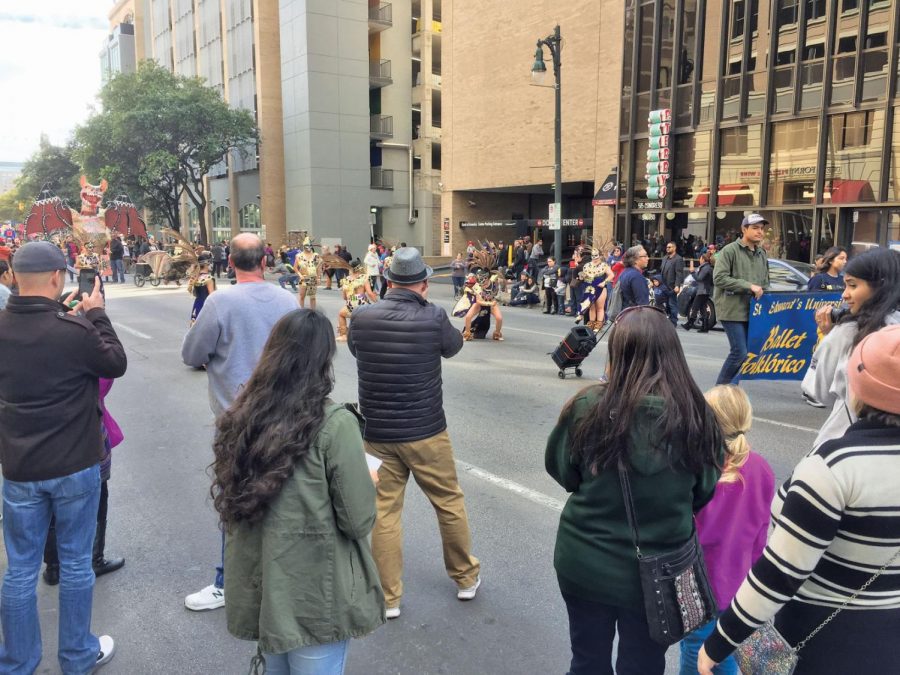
top-left (698, 324), bottom-right (900, 675)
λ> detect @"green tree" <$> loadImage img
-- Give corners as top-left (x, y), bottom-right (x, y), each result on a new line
top-left (76, 61), bottom-right (259, 244)
top-left (0, 189), bottom-right (23, 222)
top-left (15, 135), bottom-right (82, 206)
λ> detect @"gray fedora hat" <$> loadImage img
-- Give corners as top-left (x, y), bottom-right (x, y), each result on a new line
top-left (384, 247), bottom-right (433, 284)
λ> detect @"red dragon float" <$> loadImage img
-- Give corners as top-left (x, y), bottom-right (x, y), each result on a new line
top-left (24, 176), bottom-right (148, 250)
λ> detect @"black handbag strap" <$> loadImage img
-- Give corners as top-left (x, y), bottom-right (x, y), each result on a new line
top-left (617, 459), bottom-right (643, 559)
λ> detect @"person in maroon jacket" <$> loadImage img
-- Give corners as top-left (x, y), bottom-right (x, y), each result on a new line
top-left (0, 241), bottom-right (126, 673)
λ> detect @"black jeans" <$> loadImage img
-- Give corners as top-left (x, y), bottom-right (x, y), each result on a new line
top-left (545, 288), bottom-right (559, 313)
top-left (563, 592), bottom-right (667, 675)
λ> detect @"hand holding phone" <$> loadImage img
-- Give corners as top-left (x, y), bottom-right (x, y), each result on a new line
top-left (78, 269), bottom-right (98, 298)
top-left (81, 277), bottom-right (105, 313)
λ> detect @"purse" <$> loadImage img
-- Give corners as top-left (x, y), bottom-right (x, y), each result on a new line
top-left (735, 546), bottom-right (900, 675)
top-left (617, 461), bottom-right (717, 646)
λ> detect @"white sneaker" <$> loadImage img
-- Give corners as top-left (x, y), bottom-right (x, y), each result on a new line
top-left (185, 584), bottom-right (225, 611)
top-left (94, 635), bottom-right (115, 670)
top-left (385, 606), bottom-right (401, 620)
top-left (457, 575), bottom-right (481, 601)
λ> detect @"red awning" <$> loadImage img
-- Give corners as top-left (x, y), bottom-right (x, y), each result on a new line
top-left (694, 184), bottom-right (754, 207)
top-left (825, 179), bottom-right (875, 204)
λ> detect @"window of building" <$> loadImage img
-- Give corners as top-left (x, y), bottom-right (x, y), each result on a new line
top-left (804, 43), bottom-right (825, 60)
top-left (838, 36), bottom-right (857, 53)
top-left (632, 138), bottom-right (649, 202)
top-left (731, 0), bottom-right (745, 39)
top-left (637, 3), bottom-right (654, 93)
top-left (805, 0), bottom-right (826, 20)
top-left (658, 0), bottom-right (676, 92)
top-left (188, 207), bottom-right (200, 242)
top-left (776, 50), bottom-right (796, 65)
top-left (719, 125), bottom-right (762, 206)
top-left (865, 32), bottom-right (887, 49)
top-left (619, 142), bottom-right (630, 208)
top-left (238, 203), bottom-right (261, 235)
top-left (212, 205), bottom-right (231, 243)
top-left (824, 111), bottom-right (881, 205)
top-left (778, 0), bottom-right (799, 25)
top-left (672, 131), bottom-right (711, 208)
top-left (842, 0), bottom-right (858, 10)
top-left (885, 109), bottom-right (900, 201)
top-left (727, 60), bottom-right (742, 75)
top-left (768, 118), bottom-right (820, 206)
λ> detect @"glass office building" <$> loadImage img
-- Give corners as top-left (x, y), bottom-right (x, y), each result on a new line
top-left (618, 0), bottom-right (900, 260)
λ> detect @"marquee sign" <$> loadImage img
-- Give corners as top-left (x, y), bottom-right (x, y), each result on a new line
top-left (646, 109), bottom-right (672, 202)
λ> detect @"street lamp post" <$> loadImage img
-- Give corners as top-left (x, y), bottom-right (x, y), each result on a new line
top-left (532, 25), bottom-right (562, 260)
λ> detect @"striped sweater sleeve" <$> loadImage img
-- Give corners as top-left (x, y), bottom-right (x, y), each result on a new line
top-left (703, 454), bottom-right (845, 663)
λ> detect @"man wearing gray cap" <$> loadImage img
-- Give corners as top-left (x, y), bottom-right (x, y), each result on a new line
top-left (713, 213), bottom-right (771, 385)
top-left (0, 241), bottom-right (126, 671)
top-left (348, 247), bottom-right (481, 619)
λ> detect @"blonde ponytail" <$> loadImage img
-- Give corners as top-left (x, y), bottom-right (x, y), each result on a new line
top-left (704, 385), bottom-right (752, 484)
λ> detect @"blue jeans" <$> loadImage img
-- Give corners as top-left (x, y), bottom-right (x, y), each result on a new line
top-left (0, 465), bottom-right (101, 674)
top-left (452, 277), bottom-right (465, 295)
top-left (215, 528), bottom-right (225, 589)
top-left (263, 640), bottom-right (349, 675)
top-left (110, 258), bottom-right (125, 283)
top-left (664, 289), bottom-right (679, 325)
top-left (716, 321), bottom-right (749, 385)
top-left (679, 617), bottom-right (738, 675)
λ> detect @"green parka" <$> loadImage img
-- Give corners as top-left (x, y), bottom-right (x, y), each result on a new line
top-left (712, 239), bottom-right (770, 322)
top-left (225, 403), bottom-right (385, 654)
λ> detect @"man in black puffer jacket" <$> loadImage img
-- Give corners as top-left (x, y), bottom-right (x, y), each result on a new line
top-left (348, 247), bottom-right (481, 620)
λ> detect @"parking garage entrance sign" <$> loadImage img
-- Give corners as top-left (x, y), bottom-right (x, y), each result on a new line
top-left (741, 291), bottom-right (842, 381)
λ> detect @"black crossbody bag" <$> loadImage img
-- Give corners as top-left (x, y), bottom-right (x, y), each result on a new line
top-left (617, 460), bottom-right (717, 646)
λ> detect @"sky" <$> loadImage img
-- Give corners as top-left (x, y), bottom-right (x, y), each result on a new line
top-left (0, 1), bottom-right (112, 162)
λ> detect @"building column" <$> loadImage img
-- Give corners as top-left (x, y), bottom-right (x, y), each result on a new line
top-left (253, 0), bottom-right (286, 245)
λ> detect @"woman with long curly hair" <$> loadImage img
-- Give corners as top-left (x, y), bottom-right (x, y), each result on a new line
top-left (211, 309), bottom-right (384, 674)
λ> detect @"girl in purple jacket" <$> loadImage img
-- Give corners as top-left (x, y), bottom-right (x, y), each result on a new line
top-left (679, 385), bottom-right (775, 675)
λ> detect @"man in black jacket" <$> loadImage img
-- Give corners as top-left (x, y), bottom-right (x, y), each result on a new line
top-left (108, 233), bottom-right (125, 283)
top-left (348, 247), bottom-right (480, 620)
top-left (658, 240), bottom-right (685, 325)
top-left (0, 242), bottom-right (125, 672)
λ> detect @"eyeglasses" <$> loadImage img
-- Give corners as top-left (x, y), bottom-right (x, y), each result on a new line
top-left (614, 304), bottom-right (666, 325)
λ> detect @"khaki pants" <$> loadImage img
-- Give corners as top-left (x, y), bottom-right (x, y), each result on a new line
top-left (366, 430), bottom-right (480, 608)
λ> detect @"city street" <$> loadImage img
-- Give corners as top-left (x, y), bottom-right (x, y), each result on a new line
top-left (8, 275), bottom-right (828, 675)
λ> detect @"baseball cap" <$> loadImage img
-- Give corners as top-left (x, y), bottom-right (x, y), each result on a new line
top-left (847, 324), bottom-right (900, 415)
top-left (741, 213), bottom-right (769, 227)
top-left (12, 241), bottom-right (67, 273)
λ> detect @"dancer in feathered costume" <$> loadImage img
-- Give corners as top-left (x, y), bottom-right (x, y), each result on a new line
top-left (577, 248), bottom-right (610, 330)
top-left (458, 249), bottom-right (504, 341)
top-left (188, 252), bottom-right (216, 325)
top-left (294, 237), bottom-right (322, 309)
top-left (335, 260), bottom-right (377, 342)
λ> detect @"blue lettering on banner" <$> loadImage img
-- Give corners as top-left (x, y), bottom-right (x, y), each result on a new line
top-left (741, 291), bottom-right (842, 381)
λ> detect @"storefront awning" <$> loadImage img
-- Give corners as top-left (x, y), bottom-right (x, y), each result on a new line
top-left (825, 179), bottom-right (875, 204)
top-left (694, 184), bottom-right (754, 207)
top-left (592, 172), bottom-right (618, 206)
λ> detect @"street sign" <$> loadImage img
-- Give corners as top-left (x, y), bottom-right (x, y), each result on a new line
top-left (548, 202), bottom-right (561, 230)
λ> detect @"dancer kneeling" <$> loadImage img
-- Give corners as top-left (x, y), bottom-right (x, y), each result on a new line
top-left (336, 261), bottom-right (377, 341)
top-left (462, 250), bottom-right (504, 341)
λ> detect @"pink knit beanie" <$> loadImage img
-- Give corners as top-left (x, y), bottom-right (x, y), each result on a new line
top-left (847, 324), bottom-right (900, 415)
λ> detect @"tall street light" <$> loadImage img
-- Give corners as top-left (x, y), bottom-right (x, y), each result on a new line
top-left (532, 25), bottom-right (562, 261)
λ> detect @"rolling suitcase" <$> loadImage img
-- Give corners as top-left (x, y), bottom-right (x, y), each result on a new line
top-left (551, 325), bottom-right (597, 379)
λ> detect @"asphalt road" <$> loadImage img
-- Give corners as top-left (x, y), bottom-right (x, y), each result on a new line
top-left (4, 274), bottom-right (829, 674)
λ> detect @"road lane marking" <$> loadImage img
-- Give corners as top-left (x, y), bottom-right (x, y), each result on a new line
top-left (455, 460), bottom-right (563, 512)
top-left (755, 417), bottom-right (818, 434)
top-left (113, 323), bottom-right (152, 340)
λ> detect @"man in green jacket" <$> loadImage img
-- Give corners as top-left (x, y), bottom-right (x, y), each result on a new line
top-left (713, 213), bottom-right (770, 385)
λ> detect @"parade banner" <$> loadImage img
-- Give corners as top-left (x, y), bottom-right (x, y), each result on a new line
top-left (741, 291), bottom-right (842, 381)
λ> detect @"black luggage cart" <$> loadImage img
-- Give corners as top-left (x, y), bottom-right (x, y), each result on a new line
top-left (551, 325), bottom-right (598, 379)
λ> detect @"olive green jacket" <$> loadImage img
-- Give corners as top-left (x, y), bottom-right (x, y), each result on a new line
top-left (225, 403), bottom-right (385, 654)
top-left (712, 239), bottom-right (770, 322)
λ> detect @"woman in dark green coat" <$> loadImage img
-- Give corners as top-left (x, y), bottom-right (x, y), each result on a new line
top-left (546, 305), bottom-right (723, 675)
top-left (211, 309), bottom-right (384, 674)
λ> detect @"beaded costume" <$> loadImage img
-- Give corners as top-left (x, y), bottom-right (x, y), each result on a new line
top-left (578, 249), bottom-right (610, 330)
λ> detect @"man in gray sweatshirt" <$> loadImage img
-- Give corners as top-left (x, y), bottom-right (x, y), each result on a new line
top-left (181, 233), bottom-right (297, 610)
